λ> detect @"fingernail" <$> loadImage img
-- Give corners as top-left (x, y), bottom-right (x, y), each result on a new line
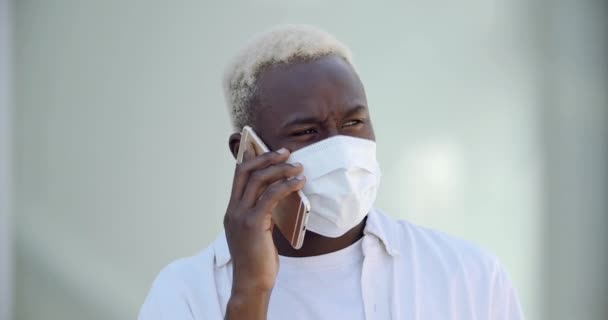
top-left (290, 162), bottom-right (302, 168)
top-left (276, 147), bottom-right (288, 155)
top-left (295, 175), bottom-right (305, 181)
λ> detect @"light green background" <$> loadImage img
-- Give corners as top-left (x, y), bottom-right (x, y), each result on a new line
top-left (10, 1), bottom-right (607, 320)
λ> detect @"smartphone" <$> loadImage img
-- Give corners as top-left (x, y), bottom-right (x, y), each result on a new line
top-left (236, 126), bottom-right (311, 249)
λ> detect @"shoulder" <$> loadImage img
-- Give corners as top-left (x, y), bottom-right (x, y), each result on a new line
top-left (149, 248), bottom-right (214, 293)
top-left (372, 208), bottom-right (501, 275)
top-left (148, 230), bottom-right (230, 290)
top-left (139, 234), bottom-right (227, 319)
top-left (372, 209), bottom-right (524, 318)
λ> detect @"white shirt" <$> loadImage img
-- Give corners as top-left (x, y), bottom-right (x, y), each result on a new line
top-left (139, 208), bottom-right (525, 319)
top-left (270, 238), bottom-right (365, 320)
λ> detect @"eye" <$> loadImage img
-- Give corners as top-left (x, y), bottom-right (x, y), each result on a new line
top-left (342, 119), bottom-right (364, 127)
top-left (293, 128), bottom-right (317, 136)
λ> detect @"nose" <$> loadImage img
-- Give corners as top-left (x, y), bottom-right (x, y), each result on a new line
top-left (326, 125), bottom-right (340, 139)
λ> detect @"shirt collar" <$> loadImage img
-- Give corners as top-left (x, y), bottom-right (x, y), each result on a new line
top-left (214, 207), bottom-right (399, 268)
top-left (213, 229), bottom-right (231, 267)
top-left (363, 207), bottom-right (400, 257)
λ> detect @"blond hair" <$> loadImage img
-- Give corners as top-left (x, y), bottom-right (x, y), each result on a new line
top-left (223, 24), bottom-right (355, 130)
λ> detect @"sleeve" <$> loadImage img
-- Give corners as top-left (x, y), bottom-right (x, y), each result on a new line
top-left (489, 261), bottom-right (525, 320)
top-left (138, 265), bottom-right (196, 320)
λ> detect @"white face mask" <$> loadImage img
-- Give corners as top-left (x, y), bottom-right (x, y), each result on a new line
top-left (287, 135), bottom-right (381, 238)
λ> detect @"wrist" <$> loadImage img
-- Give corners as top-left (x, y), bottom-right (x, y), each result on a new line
top-left (226, 287), bottom-right (272, 320)
top-left (232, 270), bottom-right (276, 294)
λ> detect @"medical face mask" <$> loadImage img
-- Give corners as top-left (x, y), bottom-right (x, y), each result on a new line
top-left (287, 135), bottom-right (381, 238)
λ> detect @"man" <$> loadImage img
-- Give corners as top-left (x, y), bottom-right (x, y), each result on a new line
top-left (139, 24), bottom-right (524, 319)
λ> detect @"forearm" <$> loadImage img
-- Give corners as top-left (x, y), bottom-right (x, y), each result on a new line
top-left (225, 289), bottom-right (272, 320)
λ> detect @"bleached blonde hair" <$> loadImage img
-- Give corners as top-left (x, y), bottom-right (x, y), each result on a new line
top-left (223, 24), bottom-right (355, 130)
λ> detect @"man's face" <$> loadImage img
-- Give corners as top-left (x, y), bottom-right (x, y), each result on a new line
top-left (246, 54), bottom-right (375, 153)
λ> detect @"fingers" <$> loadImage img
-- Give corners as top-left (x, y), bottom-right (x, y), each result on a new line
top-left (230, 148), bottom-right (291, 202)
top-left (240, 162), bottom-right (303, 207)
top-left (255, 176), bottom-right (306, 213)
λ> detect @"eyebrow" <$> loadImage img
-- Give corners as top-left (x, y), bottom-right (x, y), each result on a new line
top-left (281, 115), bottom-right (323, 129)
top-left (344, 105), bottom-right (368, 117)
top-left (281, 105), bottom-right (368, 129)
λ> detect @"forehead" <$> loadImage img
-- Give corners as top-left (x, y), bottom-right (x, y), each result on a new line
top-left (253, 55), bottom-right (367, 130)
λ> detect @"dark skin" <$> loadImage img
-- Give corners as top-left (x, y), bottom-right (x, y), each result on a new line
top-left (223, 54), bottom-right (375, 319)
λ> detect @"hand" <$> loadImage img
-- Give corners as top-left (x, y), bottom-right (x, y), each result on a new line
top-left (223, 147), bottom-right (305, 319)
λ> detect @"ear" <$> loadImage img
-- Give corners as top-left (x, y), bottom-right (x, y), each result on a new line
top-left (228, 132), bottom-right (242, 159)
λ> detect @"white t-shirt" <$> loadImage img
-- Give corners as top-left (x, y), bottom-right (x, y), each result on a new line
top-left (139, 208), bottom-right (525, 319)
top-left (269, 239), bottom-right (365, 320)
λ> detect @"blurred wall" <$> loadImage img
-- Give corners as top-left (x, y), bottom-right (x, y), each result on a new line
top-left (539, 0), bottom-right (608, 319)
top-left (0, 0), bottom-right (13, 320)
top-left (1, 0), bottom-right (14, 319)
top-left (10, 1), bottom-right (606, 320)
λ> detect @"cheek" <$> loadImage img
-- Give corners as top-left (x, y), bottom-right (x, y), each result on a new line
top-left (259, 138), bottom-right (282, 152)
top-left (342, 122), bottom-right (375, 142)
top-left (356, 128), bottom-right (375, 142)
top-left (367, 122), bottom-right (376, 141)
top-left (257, 134), bottom-right (300, 153)
top-left (249, 121), bottom-right (286, 152)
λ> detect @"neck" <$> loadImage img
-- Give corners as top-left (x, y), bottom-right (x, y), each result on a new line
top-left (273, 217), bottom-right (367, 257)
